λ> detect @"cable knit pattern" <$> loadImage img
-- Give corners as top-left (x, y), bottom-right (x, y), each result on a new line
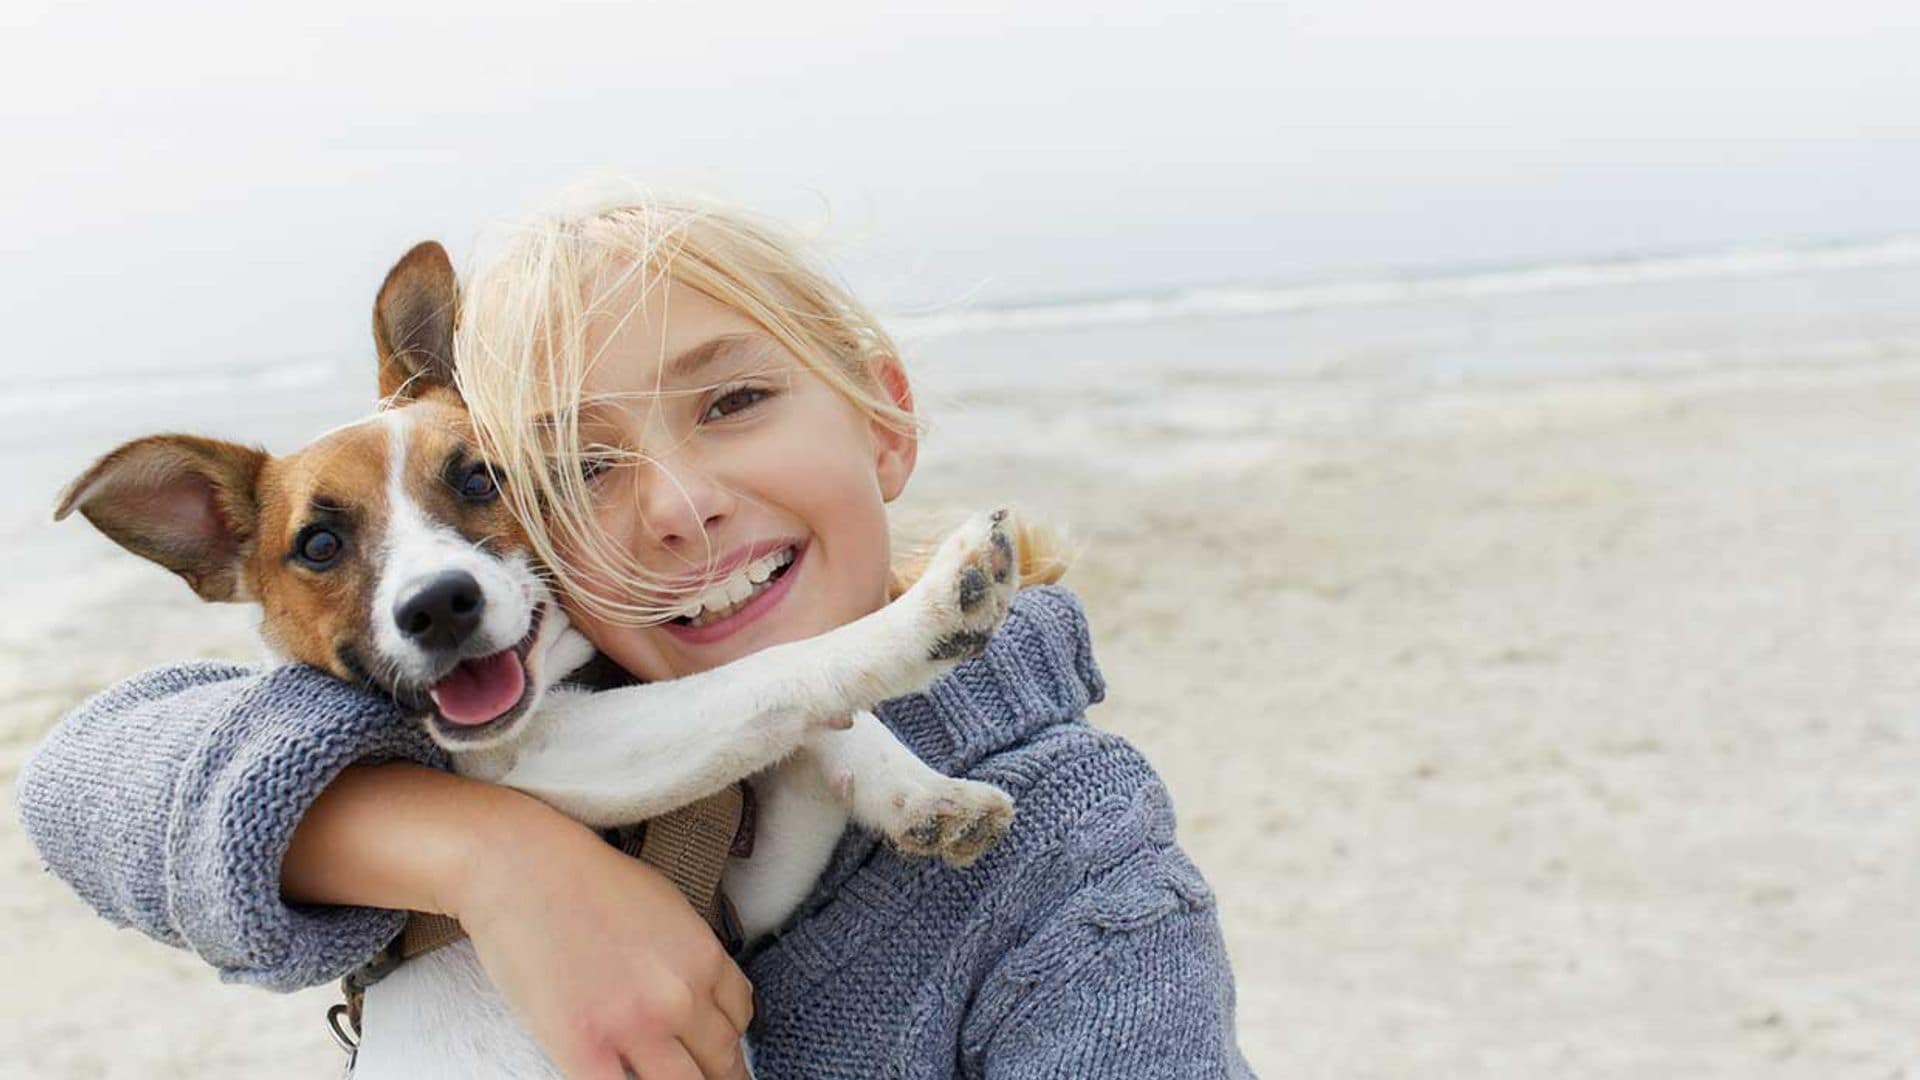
top-left (15, 587), bottom-right (1253, 1075)
top-left (741, 587), bottom-right (1253, 1077)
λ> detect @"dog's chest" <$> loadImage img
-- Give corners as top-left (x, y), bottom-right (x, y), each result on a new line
top-left (353, 940), bottom-right (557, 1079)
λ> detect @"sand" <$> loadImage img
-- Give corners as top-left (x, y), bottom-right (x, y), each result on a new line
top-left (7, 354), bottom-right (1920, 1077)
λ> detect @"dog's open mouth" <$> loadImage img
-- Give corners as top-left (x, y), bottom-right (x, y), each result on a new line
top-left (429, 649), bottom-right (526, 727)
top-left (424, 606), bottom-right (544, 741)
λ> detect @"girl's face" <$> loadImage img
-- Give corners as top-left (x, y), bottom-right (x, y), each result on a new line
top-left (559, 276), bottom-right (916, 681)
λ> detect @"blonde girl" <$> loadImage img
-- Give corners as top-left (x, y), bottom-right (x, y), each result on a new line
top-left (20, 190), bottom-right (1252, 1078)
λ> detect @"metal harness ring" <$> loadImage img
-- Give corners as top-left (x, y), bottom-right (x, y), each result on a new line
top-left (326, 1001), bottom-right (360, 1057)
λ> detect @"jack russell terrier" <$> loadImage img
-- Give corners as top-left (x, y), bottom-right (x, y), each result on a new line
top-left (55, 242), bottom-right (1025, 1078)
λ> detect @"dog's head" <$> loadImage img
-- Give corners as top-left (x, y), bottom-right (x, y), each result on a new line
top-left (55, 242), bottom-right (572, 750)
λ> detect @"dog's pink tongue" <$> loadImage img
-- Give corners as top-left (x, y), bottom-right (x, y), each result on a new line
top-left (428, 650), bottom-right (526, 727)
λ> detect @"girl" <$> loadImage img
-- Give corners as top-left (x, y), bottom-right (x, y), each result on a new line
top-left (18, 190), bottom-right (1252, 1078)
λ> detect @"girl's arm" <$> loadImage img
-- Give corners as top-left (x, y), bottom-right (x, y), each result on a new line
top-left (973, 901), bottom-right (1254, 1078)
top-left (287, 763), bottom-right (754, 1079)
top-left (16, 660), bottom-right (436, 986)
top-left (958, 744), bottom-right (1256, 1078)
top-left (18, 661), bottom-right (752, 1079)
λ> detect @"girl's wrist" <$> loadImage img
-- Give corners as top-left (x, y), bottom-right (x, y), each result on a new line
top-left (282, 762), bottom-right (585, 918)
top-left (436, 782), bottom-right (599, 924)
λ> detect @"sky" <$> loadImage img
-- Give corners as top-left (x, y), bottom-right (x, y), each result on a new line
top-left (2, 0), bottom-right (1918, 381)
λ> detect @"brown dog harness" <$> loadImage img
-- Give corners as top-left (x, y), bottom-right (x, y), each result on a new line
top-left (328, 783), bottom-right (756, 1062)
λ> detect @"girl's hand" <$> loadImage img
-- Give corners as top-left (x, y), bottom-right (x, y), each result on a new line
top-left (444, 789), bottom-right (754, 1080)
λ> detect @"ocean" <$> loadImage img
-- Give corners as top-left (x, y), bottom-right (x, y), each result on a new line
top-left (9, 233), bottom-right (1920, 544)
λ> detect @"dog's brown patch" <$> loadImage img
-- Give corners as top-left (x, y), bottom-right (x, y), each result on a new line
top-left (247, 418), bottom-right (393, 681)
top-left (400, 396), bottom-right (529, 559)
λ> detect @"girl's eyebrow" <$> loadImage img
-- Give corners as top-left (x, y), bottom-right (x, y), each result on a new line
top-left (534, 333), bottom-right (774, 428)
top-left (664, 332), bottom-right (768, 384)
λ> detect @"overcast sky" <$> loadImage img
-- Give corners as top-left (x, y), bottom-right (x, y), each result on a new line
top-left (3, 0), bottom-right (1918, 381)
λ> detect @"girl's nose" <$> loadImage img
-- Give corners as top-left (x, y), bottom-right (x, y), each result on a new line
top-left (634, 455), bottom-right (736, 553)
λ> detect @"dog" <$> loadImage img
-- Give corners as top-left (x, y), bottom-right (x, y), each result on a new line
top-left (54, 242), bottom-right (1023, 1078)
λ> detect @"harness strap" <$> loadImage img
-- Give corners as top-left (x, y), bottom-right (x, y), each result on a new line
top-left (399, 911), bottom-right (466, 960)
top-left (628, 781), bottom-right (753, 932)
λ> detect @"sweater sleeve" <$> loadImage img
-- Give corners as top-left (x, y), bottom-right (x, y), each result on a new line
top-left (14, 660), bottom-right (449, 991)
top-left (979, 907), bottom-right (1256, 1079)
top-left (965, 752), bottom-right (1256, 1079)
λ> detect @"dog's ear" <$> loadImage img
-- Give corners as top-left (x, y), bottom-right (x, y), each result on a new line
top-left (53, 435), bottom-right (268, 603)
top-left (374, 240), bottom-right (459, 403)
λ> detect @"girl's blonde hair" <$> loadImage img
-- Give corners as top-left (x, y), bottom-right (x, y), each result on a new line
top-left (454, 186), bottom-right (1066, 626)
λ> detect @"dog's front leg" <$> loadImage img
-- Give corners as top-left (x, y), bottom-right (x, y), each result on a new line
top-left (812, 711), bottom-right (1015, 866)
top-left (486, 509), bottom-right (1020, 828)
top-left (486, 682), bottom-right (846, 827)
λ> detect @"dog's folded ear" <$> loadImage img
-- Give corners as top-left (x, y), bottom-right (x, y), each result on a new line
top-left (53, 435), bottom-right (267, 603)
top-left (375, 240), bottom-right (459, 403)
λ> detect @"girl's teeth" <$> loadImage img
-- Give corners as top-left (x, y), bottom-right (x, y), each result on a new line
top-left (724, 576), bottom-right (753, 606)
top-left (678, 546), bottom-right (795, 627)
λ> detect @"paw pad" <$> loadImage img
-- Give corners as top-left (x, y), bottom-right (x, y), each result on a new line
top-left (882, 780), bottom-right (1016, 866)
top-left (904, 819), bottom-right (946, 850)
top-left (989, 528), bottom-right (1014, 584)
top-left (957, 566), bottom-right (990, 611)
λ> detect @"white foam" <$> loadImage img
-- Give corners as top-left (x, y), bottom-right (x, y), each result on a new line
top-left (891, 234), bottom-right (1920, 341)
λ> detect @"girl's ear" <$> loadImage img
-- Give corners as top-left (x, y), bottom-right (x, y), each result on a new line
top-left (871, 355), bottom-right (917, 503)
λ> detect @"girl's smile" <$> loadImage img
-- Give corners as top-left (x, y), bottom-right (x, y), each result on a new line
top-left (658, 538), bottom-right (807, 645)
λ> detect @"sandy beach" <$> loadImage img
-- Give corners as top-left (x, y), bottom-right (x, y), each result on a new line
top-left (7, 293), bottom-right (1920, 1075)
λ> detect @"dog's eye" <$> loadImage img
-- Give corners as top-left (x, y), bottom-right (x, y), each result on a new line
top-left (459, 463), bottom-right (499, 503)
top-left (293, 526), bottom-right (342, 568)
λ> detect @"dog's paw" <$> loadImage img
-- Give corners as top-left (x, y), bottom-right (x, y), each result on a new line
top-left (867, 774), bottom-right (1016, 868)
top-left (912, 508), bottom-right (1020, 666)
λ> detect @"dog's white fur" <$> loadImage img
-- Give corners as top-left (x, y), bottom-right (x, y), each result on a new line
top-left (347, 418), bottom-right (1019, 1078)
top-left (369, 410), bottom-right (551, 688)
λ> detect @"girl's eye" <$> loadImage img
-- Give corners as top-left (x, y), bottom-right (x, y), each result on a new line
top-left (579, 452), bottom-right (616, 485)
top-left (459, 463), bottom-right (499, 502)
top-left (704, 386), bottom-right (770, 422)
top-left (294, 526), bottom-right (343, 568)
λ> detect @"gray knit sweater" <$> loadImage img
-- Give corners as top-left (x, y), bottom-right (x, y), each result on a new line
top-left (17, 587), bottom-right (1253, 1077)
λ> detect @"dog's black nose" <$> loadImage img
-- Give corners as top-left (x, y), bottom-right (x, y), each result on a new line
top-left (394, 570), bottom-right (485, 650)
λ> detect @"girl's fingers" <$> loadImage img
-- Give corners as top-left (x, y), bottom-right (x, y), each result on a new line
top-left (714, 968), bottom-right (755, 1035)
top-left (619, 1040), bottom-right (704, 1080)
top-left (568, 1051), bottom-right (632, 1080)
top-left (681, 1007), bottom-right (749, 1079)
